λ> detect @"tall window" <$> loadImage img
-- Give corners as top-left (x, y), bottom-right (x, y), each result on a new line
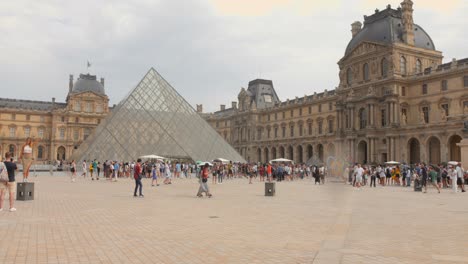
top-left (59, 128), bottom-right (65, 139)
top-left (299, 124), bottom-right (303, 136)
top-left (328, 119), bottom-right (334, 133)
top-left (318, 121), bottom-right (323, 135)
top-left (282, 127), bottom-right (286, 138)
top-left (347, 68), bottom-right (352, 85)
top-left (290, 126), bottom-right (294, 137)
top-left (308, 106), bottom-right (312, 114)
top-left (83, 128), bottom-right (90, 140)
top-left (11, 114), bottom-right (15, 120)
top-left (37, 146), bottom-right (44, 159)
top-left (9, 145), bottom-right (15, 155)
top-left (465, 76), bottom-right (468, 87)
top-left (38, 128), bottom-right (44, 139)
top-left (257, 129), bottom-right (262, 140)
top-left (416, 59), bottom-right (422, 73)
top-left (86, 102), bottom-right (92, 112)
top-left (308, 123), bottom-right (312, 135)
top-left (381, 58), bottom-right (388, 77)
top-left (26, 115), bottom-right (31, 121)
top-left (441, 80), bottom-right (448, 91)
top-left (401, 86), bottom-right (406, 96)
top-left (9, 127), bottom-right (16, 137)
top-left (267, 115), bottom-right (271, 121)
top-left (74, 129), bottom-right (79, 141)
top-left (318, 104), bottom-right (322, 112)
top-left (282, 112), bottom-right (285, 119)
top-left (24, 127), bottom-right (30, 138)
top-left (400, 56), bottom-right (407, 75)
top-left (290, 110), bottom-right (294, 118)
top-left (267, 128), bottom-right (271, 139)
top-left (441, 104), bottom-right (449, 117)
top-left (329, 102), bottom-right (332, 111)
top-left (74, 101), bottom-right (81, 111)
top-left (274, 127), bottom-right (278, 138)
top-left (359, 108), bottom-right (367, 129)
top-left (422, 107), bottom-right (429, 123)
top-left (96, 104), bottom-right (103, 113)
top-left (345, 113), bottom-right (349, 128)
top-left (75, 117), bottom-right (79, 123)
top-left (422, 84), bottom-right (428, 95)
top-left (381, 109), bottom-right (387, 127)
top-left (275, 113), bottom-right (278, 120)
top-left (299, 108), bottom-right (302, 116)
top-left (363, 63), bottom-right (369, 81)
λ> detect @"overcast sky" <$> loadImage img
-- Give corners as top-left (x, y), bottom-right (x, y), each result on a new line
top-left (1, 0), bottom-right (467, 112)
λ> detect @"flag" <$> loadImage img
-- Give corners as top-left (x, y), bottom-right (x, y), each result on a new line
top-left (87, 61), bottom-right (91, 68)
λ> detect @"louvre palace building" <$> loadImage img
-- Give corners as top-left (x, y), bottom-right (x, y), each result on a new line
top-left (203, 1), bottom-right (468, 165)
top-left (0, 74), bottom-right (110, 162)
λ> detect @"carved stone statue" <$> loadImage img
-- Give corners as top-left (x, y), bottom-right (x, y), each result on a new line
top-left (401, 112), bottom-right (407, 125)
top-left (348, 89), bottom-right (355, 98)
top-left (367, 86), bottom-right (375, 96)
top-left (440, 109), bottom-right (447, 121)
top-left (419, 111), bottom-right (426, 124)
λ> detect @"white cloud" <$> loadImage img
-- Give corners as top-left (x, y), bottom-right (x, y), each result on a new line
top-left (0, 0), bottom-right (466, 112)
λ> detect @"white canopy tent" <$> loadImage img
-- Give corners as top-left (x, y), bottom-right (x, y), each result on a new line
top-left (269, 158), bottom-right (294, 164)
top-left (139, 154), bottom-right (166, 160)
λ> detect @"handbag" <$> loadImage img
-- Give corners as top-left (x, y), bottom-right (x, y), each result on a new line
top-left (202, 178), bottom-right (207, 183)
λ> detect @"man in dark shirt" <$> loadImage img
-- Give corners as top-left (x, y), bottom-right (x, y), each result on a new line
top-left (1, 152), bottom-right (17, 212)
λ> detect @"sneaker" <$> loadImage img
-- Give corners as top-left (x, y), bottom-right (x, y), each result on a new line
top-left (133, 195), bottom-right (138, 197)
top-left (139, 195), bottom-right (144, 198)
top-left (9, 208), bottom-right (16, 212)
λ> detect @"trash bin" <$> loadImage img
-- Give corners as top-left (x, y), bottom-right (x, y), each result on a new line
top-left (17, 182), bottom-right (34, 201)
top-left (413, 179), bottom-right (422, 192)
top-left (265, 182), bottom-right (275, 196)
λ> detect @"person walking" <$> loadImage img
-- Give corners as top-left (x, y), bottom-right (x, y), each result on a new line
top-left (151, 165), bottom-right (159, 187)
top-left (133, 159), bottom-right (143, 197)
top-left (370, 167), bottom-right (377, 187)
top-left (0, 152), bottom-right (17, 212)
top-left (81, 160), bottom-right (87, 178)
top-left (70, 160), bottom-right (77, 182)
top-left (425, 166), bottom-right (441, 193)
top-left (197, 163), bottom-right (212, 198)
top-left (456, 163), bottom-right (466, 192)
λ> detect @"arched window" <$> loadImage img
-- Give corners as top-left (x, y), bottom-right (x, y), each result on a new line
top-left (347, 68), bottom-right (352, 85)
top-left (400, 56), bottom-right (407, 75)
top-left (416, 59), bottom-right (422, 73)
top-left (37, 145), bottom-right (44, 159)
top-left (359, 108), bottom-right (367, 129)
top-left (9, 144), bottom-right (15, 155)
top-left (363, 63), bottom-right (369, 81)
top-left (381, 58), bottom-right (388, 77)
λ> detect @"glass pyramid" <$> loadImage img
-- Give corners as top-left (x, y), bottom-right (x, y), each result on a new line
top-left (71, 68), bottom-right (245, 163)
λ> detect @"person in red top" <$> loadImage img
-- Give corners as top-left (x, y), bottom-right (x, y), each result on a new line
top-left (197, 163), bottom-right (212, 198)
top-left (134, 159), bottom-right (143, 197)
top-left (267, 164), bottom-right (272, 182)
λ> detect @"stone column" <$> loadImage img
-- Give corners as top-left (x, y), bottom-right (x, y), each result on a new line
top-left (458, 138), bottom-right (468, 169)
top-left (350, 108), bottom-right (355, 130)
top-left (386, 137), bottom-right (391, 162)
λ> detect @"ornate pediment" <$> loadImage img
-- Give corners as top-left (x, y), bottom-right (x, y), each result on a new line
top-left (345, 41), bottom-right (387, 60)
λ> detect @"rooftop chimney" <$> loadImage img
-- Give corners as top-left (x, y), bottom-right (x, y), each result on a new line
top-left (100, 77), bottom-right (105, 87)
top-left (69, 74), bottom-right (74, 93)
top-left (196, 104), bottom-right (203, 113)
top-left (351, 21), bottom-right (362, 38)
top-left (401, 0), bottom-right (415, 45)
top-left (220, 104), bottom-right (226, 111)
top-left (232, 101), bottom-right (237, 109)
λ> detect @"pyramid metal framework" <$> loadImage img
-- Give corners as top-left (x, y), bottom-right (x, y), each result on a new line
top-left (72, 68), bottom-right (245, 163)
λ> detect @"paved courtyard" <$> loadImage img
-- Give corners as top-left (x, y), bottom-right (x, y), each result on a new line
top-left (0, 173), bottom-right (467, 264)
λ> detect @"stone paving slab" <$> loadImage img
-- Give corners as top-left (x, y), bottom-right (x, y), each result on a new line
top-left (0, 174), bottom-right (467, 263)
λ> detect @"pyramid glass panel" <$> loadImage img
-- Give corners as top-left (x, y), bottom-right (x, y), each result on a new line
top-left (72, 68), bottom-right (245, 163)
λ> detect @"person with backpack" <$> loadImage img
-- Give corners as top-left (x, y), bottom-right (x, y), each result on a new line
top-left (0, 152), bottom-right (17, 212)
top-left (197, 163), bottom-right (212, 198)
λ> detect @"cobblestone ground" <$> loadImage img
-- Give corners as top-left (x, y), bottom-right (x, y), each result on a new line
top-left (0, 173), bottom-right (467, 264)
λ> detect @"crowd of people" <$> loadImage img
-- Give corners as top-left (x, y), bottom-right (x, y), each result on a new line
top-left (348, 162), bottom-right (467, 193)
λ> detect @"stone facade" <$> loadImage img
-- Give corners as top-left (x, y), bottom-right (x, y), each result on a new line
top-left (0, 74), bottom-right (109, 162)
top-left (203, 1), bottom-right (468, 165)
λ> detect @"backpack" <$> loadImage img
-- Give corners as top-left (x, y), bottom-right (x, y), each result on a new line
top-left (0, 162), bottom-right (8, 183)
